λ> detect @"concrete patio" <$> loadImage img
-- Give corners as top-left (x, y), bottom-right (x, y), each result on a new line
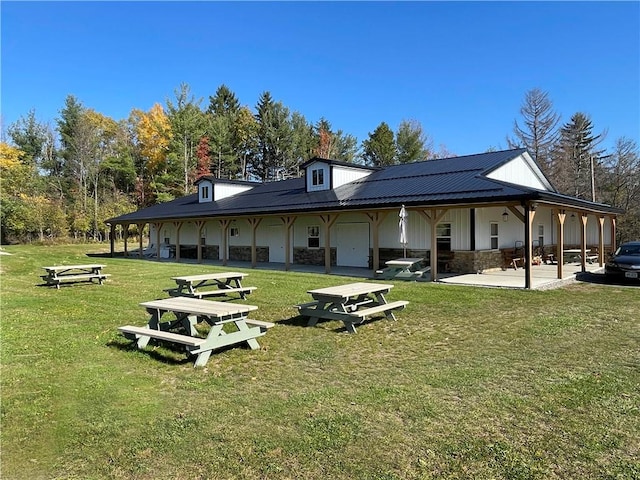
top-left (120, 250), bottom-right (603, 290)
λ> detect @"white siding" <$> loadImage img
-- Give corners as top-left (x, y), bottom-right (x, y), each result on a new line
top-left (306, 162), bottom-right (330, 192)
top-left (214, 183), bottom-right (254, 201)
top-left (198, 179), bottom-right (213, 202)
top-left (332, 166), bottom-right (372, 188)
top-left (486, 155), bottom-right (548, 190)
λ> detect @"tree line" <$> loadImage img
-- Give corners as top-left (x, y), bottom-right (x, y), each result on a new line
top-left (1, 84), bottom-right (638, 244)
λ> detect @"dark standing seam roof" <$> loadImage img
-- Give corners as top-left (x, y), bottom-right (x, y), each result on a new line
top-left (106, 148), bottom-right (621, 224)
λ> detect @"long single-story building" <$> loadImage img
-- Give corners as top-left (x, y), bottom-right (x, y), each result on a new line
top-left (106, 148), bottom-right (623, 289)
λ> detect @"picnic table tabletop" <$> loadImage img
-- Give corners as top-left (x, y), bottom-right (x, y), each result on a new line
top-left (140, 297), bottom-right (258, 316)
top-left (171, 272), bottom-right (247, 283)
top-left (43, 264), bottom-right (105, 272)
top-left (166, 271), bottom-right (255, 299)
top-left (384, 258), bottom-right (424, 268)
top-left (308, 282), bottom-right (393, 300)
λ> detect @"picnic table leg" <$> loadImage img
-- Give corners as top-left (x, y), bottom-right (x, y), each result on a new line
top-left (181, 314), bottom-right (198, 336)
top-left (373, 292), bottom-right (396, 321)
top-left (235, 320), bottom-right (261, 350)
top-left (193, 350), bottom-right (213, 368)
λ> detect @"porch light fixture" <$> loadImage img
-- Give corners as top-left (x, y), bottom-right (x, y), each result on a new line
top-left (502, 209), bottom-right (509, 222)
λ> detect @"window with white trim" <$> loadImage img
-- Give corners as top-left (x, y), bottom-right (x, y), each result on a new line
top-left (230, 227), bottom-right (239, 237)
top-left (312, 168), bottom-right (324, 186)
top-left (490, 222), bottom-right (499, 249)
top-left (307, 225), bottom-right (320, 248)
top-left (201, 185), bottom-right (209, 199)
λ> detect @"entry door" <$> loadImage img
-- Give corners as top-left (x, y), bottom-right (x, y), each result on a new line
top-left (268, 225), bottom-right (285, 263)
top-left (336, 223), bottom-right (370, 267)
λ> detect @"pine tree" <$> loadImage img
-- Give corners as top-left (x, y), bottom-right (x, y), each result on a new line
top-left (554, 112), bottom-right (606, 200)
top-left (396, 119), bottom-right (431, 163)
top-left (361, 122), bottom-right (396, 166)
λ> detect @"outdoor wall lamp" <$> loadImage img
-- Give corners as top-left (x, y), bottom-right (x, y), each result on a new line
top-left (502, 209), bottom-right (509, 222)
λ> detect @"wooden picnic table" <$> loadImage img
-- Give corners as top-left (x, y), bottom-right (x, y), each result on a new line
top-left (296, 282), bottom-right (408, 333)
top-left (375, 258), bottom-right (429, 280)
top-left (165, 272), bottom-right (256, 299)
top-left (119, 297), bottom-right (273, 367)
top-left (41, 264), bottom-right (110, 289)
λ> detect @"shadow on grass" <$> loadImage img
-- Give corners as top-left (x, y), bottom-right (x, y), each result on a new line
top-left (107, 337), bottom-right (245, 366)
top-left (576, 271), bottom-right (640, 288)
top-left (277, 314), bottom-right (311, 328)
top-left (278, 313), bottom-right (389, 334)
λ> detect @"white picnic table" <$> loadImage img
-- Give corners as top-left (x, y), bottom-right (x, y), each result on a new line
top-left (165, 272), bottom-right (256, 299)
top-left (296, 282), bottom-right (408, 333)
top-left (119, 297), bottom-right (273, 367)
top-left (41, 264), bottom-right (110, 289)
top-left (375, 257), bottom-right (429, 280)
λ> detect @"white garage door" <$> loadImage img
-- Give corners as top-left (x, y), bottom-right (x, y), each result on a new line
top-left (336, 223), bottom-right (369, 267)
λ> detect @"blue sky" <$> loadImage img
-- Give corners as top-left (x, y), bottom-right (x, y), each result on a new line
top-left (2, 1), bottom-right (639, 156)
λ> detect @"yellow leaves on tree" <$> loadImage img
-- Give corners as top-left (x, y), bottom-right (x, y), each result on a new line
top-left (0, 142), bottom-right (24, 169)
top-left (131, 103), bottom-right (172, 176)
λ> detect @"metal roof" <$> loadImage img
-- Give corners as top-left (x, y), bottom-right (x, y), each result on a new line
top-left (107, 148), bottom-right (622, 224)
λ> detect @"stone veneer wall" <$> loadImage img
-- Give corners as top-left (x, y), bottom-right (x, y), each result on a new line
top-left (202, 245), bottom-right (219, 260)
top-left (450, 250), bottom-right (503, 273)
top-left (293, 247), bottom-right (337, 266)
top-left (229, 246), bottom-right (269, 262)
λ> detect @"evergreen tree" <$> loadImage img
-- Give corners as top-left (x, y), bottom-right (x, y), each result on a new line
top-left (396, 119), bottom-right (431, 163)
top-left (207, 84), bottom-right (240, 116)
top-left (166, 83), bottom-right (207, 195)
top-left (508, 88), bottom-right (560, 176)
top-left (253, 91), bottom-right (293, 181)
top-left (361, 122), bottom-right (396, 166)
top-left (553, 112), bottom-right (606, 200)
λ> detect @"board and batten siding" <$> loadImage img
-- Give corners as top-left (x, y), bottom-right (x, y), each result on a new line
top-left (485, 154), bottom-right (548, 190)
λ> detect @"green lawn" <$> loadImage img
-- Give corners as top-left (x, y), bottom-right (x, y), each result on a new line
top-left (1, 244), bottom-right (638, 479)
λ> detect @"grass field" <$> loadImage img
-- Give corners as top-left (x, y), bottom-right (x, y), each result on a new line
top-left (1, 244), bottom-right (638, 479)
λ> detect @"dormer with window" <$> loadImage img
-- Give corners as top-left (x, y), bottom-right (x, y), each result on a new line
top-left (301, 157), bottom-right (375, 193)
top-left (195, 176), bottom-right (256, 203)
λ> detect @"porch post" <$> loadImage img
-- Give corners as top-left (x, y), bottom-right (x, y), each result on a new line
top-left (367, 211), bottom-right (387, 272)
top-left (195, 220), bottom-right (206, 264)
top-left (320, 214), bottom-right (338, 274)
top-left (580, 213), bottom-right (588, 272)
top-left (281, 216), bottom-right (296, 271)
top-left (248, 217), bottom-right (262, 268)
top-left (524, 203), bottom-right (536, 289)
top-left (174, 221), bottom-right (183, 262)
top-left (598, 216), bottom-right (605, 266)
top-left (610, 216), bottom-right (617, 253)
top-left (123, 224), bottom-right (129, 257)
top-left (137, 223), bottom-right (146, 258)
top-left (556, 211), bottom-right (565, 279)
top-left (109, 224), bottom-right (115, 257)
top-left (155, 222), bottom-right (163, 259)
top-left (219, 219), bottom-right (231, 266)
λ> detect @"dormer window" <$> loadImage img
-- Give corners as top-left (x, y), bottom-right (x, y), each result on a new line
top-left (312, 168), bottom-right (324, 186)
top-left (202, 185), bottom-right (210, 199)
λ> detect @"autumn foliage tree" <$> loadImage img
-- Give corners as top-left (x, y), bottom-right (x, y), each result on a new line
top-left (195, 136), bottom-right (212, 179)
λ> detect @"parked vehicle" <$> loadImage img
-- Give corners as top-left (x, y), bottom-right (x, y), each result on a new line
top-left (605, 241), bottom-right (640, 281)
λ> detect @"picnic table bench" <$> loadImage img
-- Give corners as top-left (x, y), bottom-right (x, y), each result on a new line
top-left (295, 282), bottom-right (408, 333)
top-left (41, 264), bottom-right (110, 289)
top-left (164, 272), bottom-right (256, 300)
top-left (119, 297), bottom-right (273, 367)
